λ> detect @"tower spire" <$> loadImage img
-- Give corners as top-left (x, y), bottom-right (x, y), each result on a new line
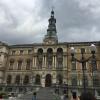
top-left (51, 6), bottom-right (54, 17)
top-left (43, 9), bottom-right (58, 44)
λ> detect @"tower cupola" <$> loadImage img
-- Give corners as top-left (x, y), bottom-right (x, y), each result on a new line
top-left (43, 9), bottom-right (58, 44)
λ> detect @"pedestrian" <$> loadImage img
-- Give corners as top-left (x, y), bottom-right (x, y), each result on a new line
top-left (60, 95), bottom-right (64, 100)
top-left (0, 94), bottom-right (2, 100)
top-left (71, 92), bottom-right (79, 100)
top-left (32, 92), bottom-right (37, 100)
top-left (8, 95), bottom-right (14, 100)
top-left (53, 94), bottom-right (60, 100)
top-left (36, 87), bottom-right (39, 92)
top-left (63, 94), bottom-right (68, 100)
top-left (80, 92), bottom-right (96, 100)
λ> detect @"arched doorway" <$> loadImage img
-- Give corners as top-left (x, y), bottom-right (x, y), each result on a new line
top-left (45, 74), bottom-right (52, 87)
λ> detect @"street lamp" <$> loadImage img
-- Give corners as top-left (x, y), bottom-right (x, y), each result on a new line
top-left (70, 44), bottom-right (96, 92)
top-left (90, 44), bottom-right (96, 95)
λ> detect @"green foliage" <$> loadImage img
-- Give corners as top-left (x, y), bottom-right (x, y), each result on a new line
top-left (0, 91), bottom-right (9, 99)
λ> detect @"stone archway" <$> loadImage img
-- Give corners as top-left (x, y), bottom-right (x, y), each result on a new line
top-left (45, 74), bottom-right (52, 87)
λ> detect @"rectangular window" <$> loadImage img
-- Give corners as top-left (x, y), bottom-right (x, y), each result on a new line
top-left (93, 77), bottom-right (99, 86)
top-left (38, 61), bottom-right (42, 69)
top-left (9, 61), bottom-right (14, 70)
top-left (72, 61), bottom-right (76, 70)
top-left (72, 76), bottom-right (77, 86)
top-left (26, 60), bottom-right (31, 70)
top-left (58, 61), bottom-right (63, 68)
top-left (48, 61), bottom-right (52, 68)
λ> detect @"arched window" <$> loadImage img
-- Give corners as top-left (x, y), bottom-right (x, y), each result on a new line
top-left (47, 48), bottom-right (53, 68)
top-left (37, 49), bottom-right (43, 69)
top-left (7, 75), bottom-right (12, 84)
top-left (57, 48), bottom-right (63, 68)
top-left (18, 60), bottom-right (22, 70)
top-left (35, 74), bottom-right (41, 85)
top-left (9, 59), bottom-right (14, 70)
top-left (15, 75), bottom-right (20, 85)
top-left (23, 75), bottom-right (29, 85)
top-left (26, 59), bottom-right (31, 70)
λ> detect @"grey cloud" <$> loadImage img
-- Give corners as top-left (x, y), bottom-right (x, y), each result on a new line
top-left (0, 0), bottom-right (100, 45)
top-left (40, 0), bottom-right (100, 42)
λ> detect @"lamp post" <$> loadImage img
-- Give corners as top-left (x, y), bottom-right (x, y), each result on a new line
top-left (90, 44), bottom-right (96, 95)
top-left (70, 44), bottom-right (96, 92)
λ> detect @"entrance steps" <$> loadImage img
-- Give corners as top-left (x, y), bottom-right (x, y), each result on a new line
top-left (17, 87), bottom-right (61, 100)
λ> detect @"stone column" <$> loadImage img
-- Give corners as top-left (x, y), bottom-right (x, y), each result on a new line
top-left (55, 55), bottom-right (57, 68)
top-left (32, 56), bottom-right (34, 68)
top-left (53, 56), bottom-right (55, 69)
top-left (63, 55), bottom-right (65, 68)
top-left (44, 55), bottom-right (47, 68)
top-left (64, 55), bottom-right (67, 68)
top-left (34, 56), bottom-right (37, 68)
top-left (42, 55), bottom-right (45, 68)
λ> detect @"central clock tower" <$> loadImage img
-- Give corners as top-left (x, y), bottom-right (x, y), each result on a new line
top-left (43, 9), bottom-right (58, 44)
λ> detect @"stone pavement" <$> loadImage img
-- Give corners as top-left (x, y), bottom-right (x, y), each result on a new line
top-left (17, 87), bottom-right (61, 100)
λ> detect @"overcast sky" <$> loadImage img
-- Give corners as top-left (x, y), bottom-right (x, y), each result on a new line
top-left (0, 0), bottom-right (100, 44)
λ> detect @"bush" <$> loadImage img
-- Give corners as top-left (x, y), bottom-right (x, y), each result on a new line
top-left (0, 92), bottom-right (9, 99)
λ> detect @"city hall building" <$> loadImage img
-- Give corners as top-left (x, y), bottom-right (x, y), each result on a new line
top-left (0, 10), bottom-right (100, 96)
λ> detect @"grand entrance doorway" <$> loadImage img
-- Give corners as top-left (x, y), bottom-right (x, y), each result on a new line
top-left (45, 74), bottom-right (52, 87)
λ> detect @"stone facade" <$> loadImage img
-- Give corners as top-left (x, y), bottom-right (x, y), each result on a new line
top-left (0, 10), bottom-right (100, 96)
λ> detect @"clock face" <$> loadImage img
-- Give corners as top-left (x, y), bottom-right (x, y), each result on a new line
top-left (48, 40), bottom-right (55, 44)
